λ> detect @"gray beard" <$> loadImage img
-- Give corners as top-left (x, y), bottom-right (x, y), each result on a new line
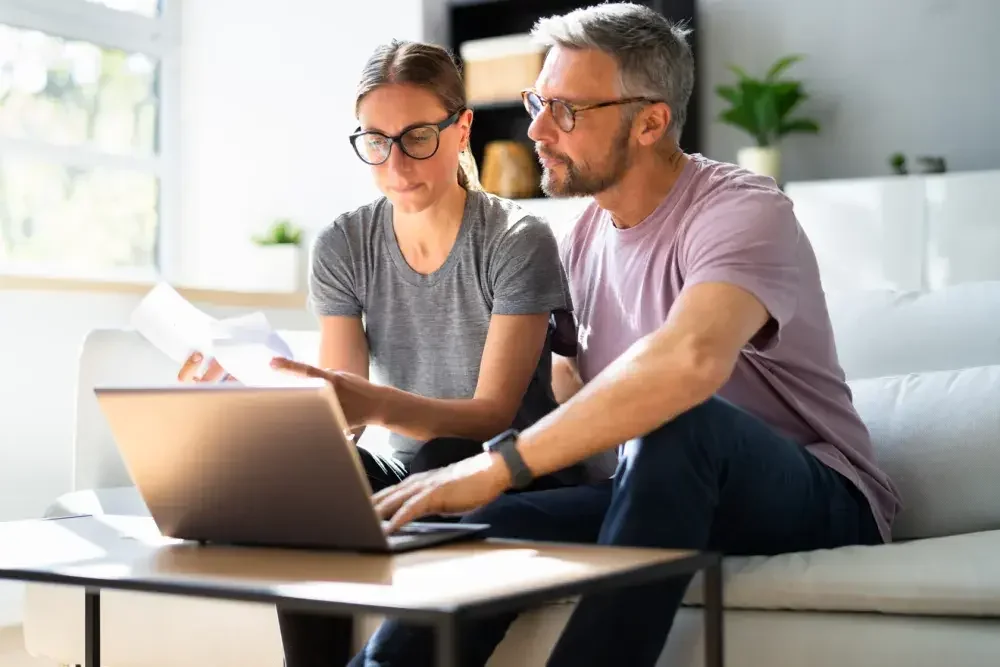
top-left (540, 124), bottom-right (633, 198)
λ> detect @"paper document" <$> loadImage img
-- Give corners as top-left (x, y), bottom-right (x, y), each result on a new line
top-left (130, 283), bottom-right (321, 387)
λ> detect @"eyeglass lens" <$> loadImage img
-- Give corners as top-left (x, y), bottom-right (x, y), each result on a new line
top-left (523, 91), bottom-right (575, 132)
top-left (353, 125), bottom-right (440, 165)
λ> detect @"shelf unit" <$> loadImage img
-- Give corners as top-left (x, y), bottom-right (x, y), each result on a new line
top-left (447, 0), bottom-right (700, 200)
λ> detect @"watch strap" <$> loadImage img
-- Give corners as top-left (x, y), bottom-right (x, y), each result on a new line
top-left (484, 429), bottom-right (533, 490)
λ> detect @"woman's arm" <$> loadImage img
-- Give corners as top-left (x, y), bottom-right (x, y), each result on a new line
top-left (552, 354), bottom-right (584, 404)
top-left (373, 312), bottom-right (552, 442)
top-left (318, 315), bottom-right (370, 440)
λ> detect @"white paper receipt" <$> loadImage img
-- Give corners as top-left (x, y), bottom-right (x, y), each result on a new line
top-left (130, 283), bottom-right (321, 387)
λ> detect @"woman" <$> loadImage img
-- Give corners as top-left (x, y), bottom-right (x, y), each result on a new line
top-left (182, 39), bottom-right (582, 492)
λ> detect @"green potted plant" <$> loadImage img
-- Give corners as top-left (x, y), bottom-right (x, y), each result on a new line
top-left (715, 54), bottom-right (820, 182)
top-left (250, 218), bottom-right (304, 292)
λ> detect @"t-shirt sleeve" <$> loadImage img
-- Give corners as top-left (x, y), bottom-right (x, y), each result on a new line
top-left (307, 217), bottom-right (363, 318)
top-left (489, 215), bottom-right (573, 316)
top-left (681, 187), bottom-right (801, 351)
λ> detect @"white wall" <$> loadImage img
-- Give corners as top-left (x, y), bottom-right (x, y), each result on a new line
top-left (177, 0), bottom-right (434, 288)
top-left (0, 0), bottom-right (440, 626)
top-left (698, 0), bottom-right (1000, 181)
top-left (0, 288), bottom-right (316, 624)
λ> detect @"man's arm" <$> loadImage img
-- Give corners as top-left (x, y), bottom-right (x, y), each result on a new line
top-left (510, 282), bottom-right (770, 479)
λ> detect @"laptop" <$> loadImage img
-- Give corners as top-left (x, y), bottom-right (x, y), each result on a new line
top-left (93, 382), bottom-right (490, 553)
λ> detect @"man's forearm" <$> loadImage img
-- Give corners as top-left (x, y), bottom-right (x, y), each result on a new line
top-left (517, 333), bottom-right (729, 479)
top-left (374, 387), bottom-right (510, 443)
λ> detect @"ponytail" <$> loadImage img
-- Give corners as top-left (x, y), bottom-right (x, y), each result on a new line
top-left (457, 146), bottom-right (482, 191)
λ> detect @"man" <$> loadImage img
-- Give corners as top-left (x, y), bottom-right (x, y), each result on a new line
top-left (360, 3), bottom-right (902, 666)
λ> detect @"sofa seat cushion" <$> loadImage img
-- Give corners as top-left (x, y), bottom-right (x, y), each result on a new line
top-left (45, 485), bottom-right (149, 519)
top-left (684, 530), bottom-right (1000, 617)
top-left (848, 364), bottom-right (1000, 540)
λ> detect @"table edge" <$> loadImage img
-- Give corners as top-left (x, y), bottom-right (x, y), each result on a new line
top-left (0, 550), bottom-right (720, 621)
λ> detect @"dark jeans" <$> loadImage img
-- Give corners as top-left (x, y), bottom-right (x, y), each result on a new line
top-left (282, 398), bottom-right (882, 667)
top-left (277, 436), bottom-right (576, 667)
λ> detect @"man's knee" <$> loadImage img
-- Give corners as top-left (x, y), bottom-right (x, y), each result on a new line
top-left (619, 397), bottom-right (741, 483)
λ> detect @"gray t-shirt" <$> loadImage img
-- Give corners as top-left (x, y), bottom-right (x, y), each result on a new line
top-left (308, 189), bottom-right (571, 462)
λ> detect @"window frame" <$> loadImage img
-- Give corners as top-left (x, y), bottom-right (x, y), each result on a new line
top-left (0, 0), bottom-right (182, 281)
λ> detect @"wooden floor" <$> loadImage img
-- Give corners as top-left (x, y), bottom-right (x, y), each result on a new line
top-left (0, 627), bottom-right (56, 667)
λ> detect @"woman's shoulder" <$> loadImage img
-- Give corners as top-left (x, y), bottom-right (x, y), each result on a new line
top-left (469, 190), bottom-right (556, 244)
top-left (315, 197), bottom-right (388, 250)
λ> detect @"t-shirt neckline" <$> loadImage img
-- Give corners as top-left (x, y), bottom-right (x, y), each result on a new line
top-left (381, 190), bottom-right (476, 287)
top-left (606, 155), bottom-right (699, 242)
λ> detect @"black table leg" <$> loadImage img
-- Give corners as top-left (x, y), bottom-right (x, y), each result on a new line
top-left (703, 558), bottom-right (724, 667)
top-left (85, 589), bottom-right (100, 667)
top-left (435, 615), bottom-right (459, 667)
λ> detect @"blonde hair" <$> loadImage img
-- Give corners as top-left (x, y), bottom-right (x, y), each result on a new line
top-left (355, 40), bottom-right (481, 191)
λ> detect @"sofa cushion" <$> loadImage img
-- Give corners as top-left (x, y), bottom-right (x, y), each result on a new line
top-left (825, 282), bottom-right (1000, 380)
top-left (848, 364), bottom-right (1000, 540)
top-left (683, 530), bottom-right (1000, 617)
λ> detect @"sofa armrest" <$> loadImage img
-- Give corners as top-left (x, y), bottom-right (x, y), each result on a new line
top-left (44, 486), bottom-right (149, 519)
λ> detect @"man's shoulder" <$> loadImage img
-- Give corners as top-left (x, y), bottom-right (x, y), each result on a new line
top-left (687, 155), bottom-right (793, 213)
top-left (682, 156), bottom-right (799, 239)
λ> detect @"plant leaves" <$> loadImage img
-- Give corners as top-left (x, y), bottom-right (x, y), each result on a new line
top-left (719, 108), bottom-right (758, 136)
top-left (766, 54), bottom-right (804, 81)
top-left (778, 118), bottom-right (820, 136)
top-left (727, 64), bottom-right (751, 80)
top-left (715, 84), bottom-right (739, 105)
top-left (772, 82), bottom-right (806, 119)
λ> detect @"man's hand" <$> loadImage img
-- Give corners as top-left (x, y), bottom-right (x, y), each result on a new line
top-left (372, 452), bottom-right (511, 533)
top-left (270, 358), bottom-right (386, 430)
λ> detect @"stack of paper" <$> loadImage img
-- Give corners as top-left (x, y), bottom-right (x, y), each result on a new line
top-left (130, 283), bottom-right (321, 387)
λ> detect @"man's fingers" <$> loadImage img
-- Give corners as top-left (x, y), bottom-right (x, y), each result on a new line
top-left (270, 357), bottom-right (335, 382)
top-left (373, 478), bottom-right (426, 519)
top-left (384, 489), bottom-right (435, 534)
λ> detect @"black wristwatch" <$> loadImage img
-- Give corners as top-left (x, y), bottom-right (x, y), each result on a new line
top-left (483, 429), bottom-right (534, 490)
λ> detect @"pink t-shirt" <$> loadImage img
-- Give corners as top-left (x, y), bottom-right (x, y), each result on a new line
top-left (561, 155), bottom-right (902, 542)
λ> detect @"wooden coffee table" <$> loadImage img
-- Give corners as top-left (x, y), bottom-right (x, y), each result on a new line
top-left (0, 514), bottom-right (723, 667)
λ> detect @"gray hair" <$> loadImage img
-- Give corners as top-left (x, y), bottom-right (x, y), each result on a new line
top-left (531, 2), bottom-right (694, 141)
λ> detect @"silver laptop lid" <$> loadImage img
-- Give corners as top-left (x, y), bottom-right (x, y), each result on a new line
top-left (94, 383), bottom-right (389, 550)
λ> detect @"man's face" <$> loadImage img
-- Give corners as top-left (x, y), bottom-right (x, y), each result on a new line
top-left (527, 46), bottom-right (636, 198)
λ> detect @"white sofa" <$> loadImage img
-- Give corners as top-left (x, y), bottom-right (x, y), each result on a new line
top-left (20, 281), bottom-right (1000, 667)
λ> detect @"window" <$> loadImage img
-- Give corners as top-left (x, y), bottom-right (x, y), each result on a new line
top-left (0, 0), bottom-right (178, 277)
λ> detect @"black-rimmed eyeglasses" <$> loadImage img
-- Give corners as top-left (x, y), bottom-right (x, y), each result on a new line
top-left (349, 110), bottom-right (463, 165)
top-left (521, 89), bottom-right (660, 133)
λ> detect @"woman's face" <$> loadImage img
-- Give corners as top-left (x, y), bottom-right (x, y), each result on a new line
top-left (355, 83), bottom-right (471, 214)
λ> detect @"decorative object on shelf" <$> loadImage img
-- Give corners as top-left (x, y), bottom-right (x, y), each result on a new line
top-left (916, 156), bottom-right (947, 174)
top-left (480, 140), bottom-right (539, 199)
top-left (887, 153), bottom-right (948, 176)
top-left (889, 152), bottom-right (908, 175)
top-left (716, 54), bottom-right (819, 182)
top-left (459, 33), bottom-right (546, 105)
top-left (250, 218), bottom-right (304, 293)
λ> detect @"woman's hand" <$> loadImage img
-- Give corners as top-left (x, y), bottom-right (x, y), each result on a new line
top-left (177, 352), bottom-right (234, 383)
top-left (270, 358), bottom-right (387, 430)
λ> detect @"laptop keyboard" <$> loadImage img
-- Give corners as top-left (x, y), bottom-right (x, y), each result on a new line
top-left (383, 521), bottom-right (461, 535)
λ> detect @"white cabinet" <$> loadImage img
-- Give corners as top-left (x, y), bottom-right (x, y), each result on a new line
top-left (785, 170), bottom-right (1000, 292)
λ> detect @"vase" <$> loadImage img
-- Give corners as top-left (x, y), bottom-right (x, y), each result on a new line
top-left (250, 244), bottom-right (302, 293)
top-left (737, 146), bottom-right (782, 182)
top-left (481, 140), bottom-right (539, 199)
